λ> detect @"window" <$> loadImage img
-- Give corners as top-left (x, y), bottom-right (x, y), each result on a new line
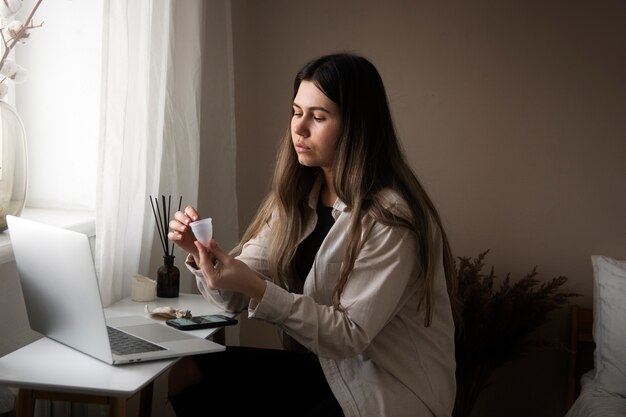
top-left (15, 0), bottom-right (103, 211)
top-left (0, 0), bottom-right (102, 264)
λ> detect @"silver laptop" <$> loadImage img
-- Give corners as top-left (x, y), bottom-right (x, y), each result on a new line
top-left (7, 215), bottom-right (225, 365)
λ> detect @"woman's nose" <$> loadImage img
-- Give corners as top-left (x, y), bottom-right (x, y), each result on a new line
top-left (292, 117), bottom-right (309, 137)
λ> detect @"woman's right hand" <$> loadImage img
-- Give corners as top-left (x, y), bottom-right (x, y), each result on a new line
top-left (168, 205), bottom-right (202, 259)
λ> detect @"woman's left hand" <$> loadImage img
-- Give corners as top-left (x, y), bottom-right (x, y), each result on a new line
top-left (194, 240), bottom-right (267, 303)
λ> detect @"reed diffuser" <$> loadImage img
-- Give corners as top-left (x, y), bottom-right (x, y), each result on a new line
top-left (149, 195), bottom-right (182, 298)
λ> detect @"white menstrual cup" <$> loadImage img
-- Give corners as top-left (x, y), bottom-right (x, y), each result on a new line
top-left (190, 218), bottom-right (213, 246)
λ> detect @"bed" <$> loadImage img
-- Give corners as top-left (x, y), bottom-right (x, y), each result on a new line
top-left (564, 256), bottom-right (626, 417)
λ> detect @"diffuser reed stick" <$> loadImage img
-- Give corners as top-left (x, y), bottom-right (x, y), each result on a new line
top-left (149, 195), bottom-right (182, 257)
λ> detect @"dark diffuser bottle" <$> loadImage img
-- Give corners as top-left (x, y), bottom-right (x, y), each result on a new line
top-left (157, 255), bottom-right (179, 298)
top-left (150, 195), bottom-right (183, 298)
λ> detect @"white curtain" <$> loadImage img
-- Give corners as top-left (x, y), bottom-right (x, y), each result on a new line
top-left (96, 0), bottom-right (203, 307)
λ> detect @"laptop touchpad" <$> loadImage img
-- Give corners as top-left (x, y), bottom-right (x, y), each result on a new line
top-left (120, 324), bottom-right (192, 342)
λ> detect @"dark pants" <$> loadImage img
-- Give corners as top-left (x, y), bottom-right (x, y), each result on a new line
top-left (169, 346), bottom-right (345, 417)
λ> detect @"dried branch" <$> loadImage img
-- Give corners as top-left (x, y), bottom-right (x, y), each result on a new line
top-left (453, 250), bottom-right (580, 417)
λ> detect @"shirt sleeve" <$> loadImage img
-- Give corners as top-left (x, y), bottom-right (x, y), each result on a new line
top-left (185, 254), bottom-right (249, 313)
top-left (186, 220), bottom-right (275, 314)
top-left (249, 219), bottom-right (421, 359)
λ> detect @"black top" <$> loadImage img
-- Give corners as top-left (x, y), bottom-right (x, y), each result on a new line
top-left (284, 203), bottom-right (335, 352)
top-left (294, 204), bottom-right (335, 288)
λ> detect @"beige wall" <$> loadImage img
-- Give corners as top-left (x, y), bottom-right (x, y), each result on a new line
top-left (222, 1), bottom-right (626, 416)
top-left (0, 1), bottom-right (622, 416)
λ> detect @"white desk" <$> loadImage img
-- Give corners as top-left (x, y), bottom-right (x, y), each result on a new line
top-left (0, 293), bottom-right (228, 417)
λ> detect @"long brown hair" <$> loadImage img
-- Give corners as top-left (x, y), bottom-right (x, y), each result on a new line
top-left (233, 53), bottom-right (458, 326)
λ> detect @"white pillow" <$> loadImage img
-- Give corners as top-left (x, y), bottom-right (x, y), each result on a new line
top-left (591, 255), bottom-right (626, 397)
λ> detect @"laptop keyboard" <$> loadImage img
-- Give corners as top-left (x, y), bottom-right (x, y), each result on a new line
top-left (107, 326), bottom-right (166, 355)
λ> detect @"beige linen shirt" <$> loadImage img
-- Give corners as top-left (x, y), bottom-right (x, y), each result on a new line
top-left (188, 180), bottom-right (456, 417)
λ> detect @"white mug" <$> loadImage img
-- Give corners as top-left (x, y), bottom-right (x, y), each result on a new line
top-left (131, 274), bottom-right (156, 302)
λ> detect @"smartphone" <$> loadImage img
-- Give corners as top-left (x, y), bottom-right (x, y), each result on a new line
top-left (166, 314), bottom-right (238, 330)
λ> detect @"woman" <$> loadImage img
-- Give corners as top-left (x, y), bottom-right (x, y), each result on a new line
top-left (167, 52), bottom-right (458, 417)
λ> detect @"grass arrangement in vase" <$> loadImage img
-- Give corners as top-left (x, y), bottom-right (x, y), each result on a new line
top-left (452, 250), bottom-right (579, 417)
top-left (149, 195), bottom-right (182, 298)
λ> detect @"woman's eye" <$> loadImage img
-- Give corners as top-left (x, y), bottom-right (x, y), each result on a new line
top-left (292, 112), bottom-right (302, 117)
top-left (313, 116), bottom-right (325, 122)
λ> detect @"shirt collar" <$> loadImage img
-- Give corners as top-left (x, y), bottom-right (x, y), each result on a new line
top-left (307, 174), bottom-right (347, 218)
